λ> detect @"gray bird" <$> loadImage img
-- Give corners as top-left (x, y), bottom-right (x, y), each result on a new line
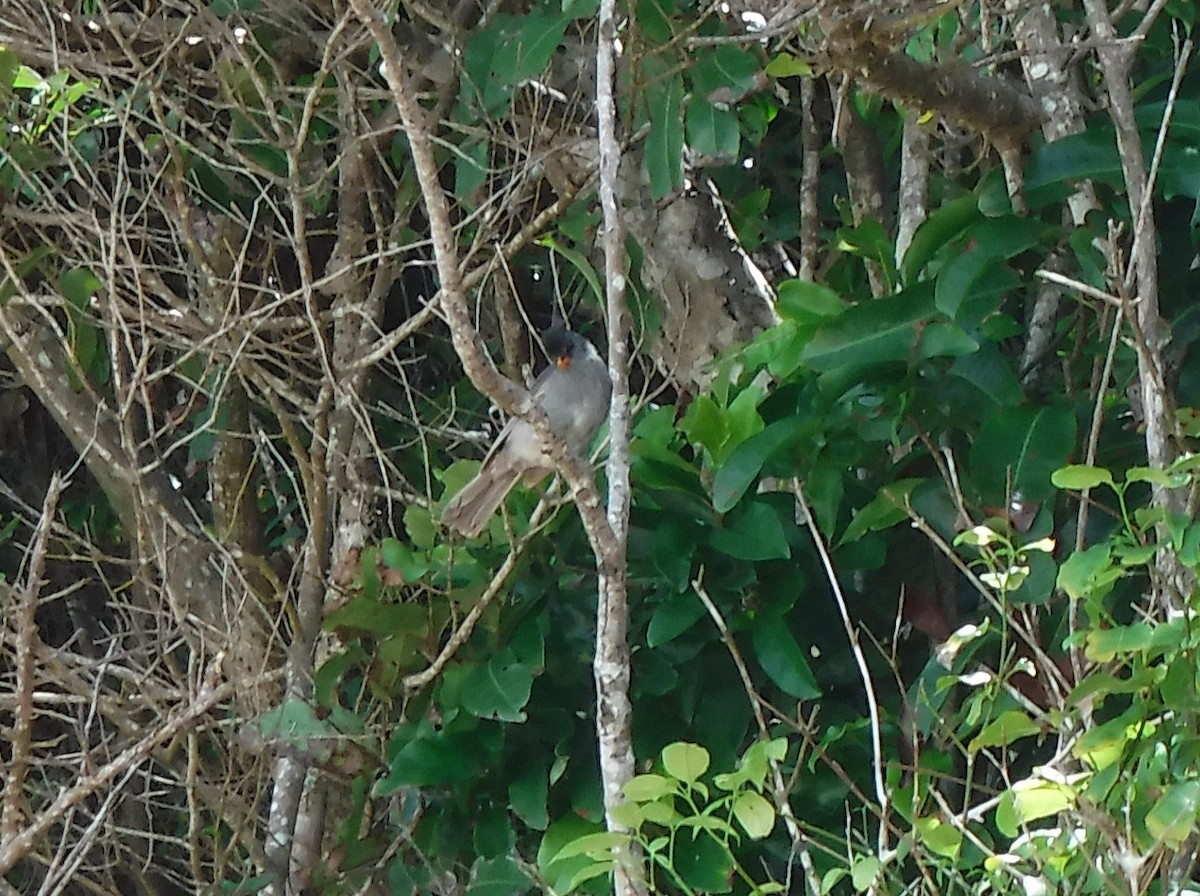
top-left (441, 324), bottom-right (612, 537)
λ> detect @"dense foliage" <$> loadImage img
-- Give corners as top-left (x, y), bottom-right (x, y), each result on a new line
top-left (2, 0), bottom-right (1200, 894)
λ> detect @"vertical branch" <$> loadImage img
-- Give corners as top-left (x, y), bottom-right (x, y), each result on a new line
top-left (2, 474), bottom-right (66, 842)
top-left (894, 112), bottom-right (930, 268)
top-left (595, 1), bottom-right (642, 895)
top-left (798, 77), bottom-right (822, 282)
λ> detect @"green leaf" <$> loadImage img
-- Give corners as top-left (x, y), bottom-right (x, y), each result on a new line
top-left (548, 831), bottom-right (630, 864)
top-left (0, 48), bottom-right (18, 89)
top-left (1010, 778), bottom-right (1076, 824)
top-left (765, 52), bottom-right (811, 78)
top-left (968, 710), bottom-right (1041, 751)
top-left (686, 99), bottom-right (740, 161)
top-left (732, 790), bottom-right (776, 839)
top-left (969, 405), bottom-right (1076, 504)
top-left (751, 617), bottom-right (821, 700)
top-left (624, 773), bottom-right (677, 801)
top-left (840, 479), bottom-right (922, 544)
top-left (850, 854), bottom-right (881, 891)
top-left (710, 501), bottom-right (791, 560)
top-left (510, 763), bottom-right (550, 830)
top-left (647, 593), bottom-right (706, 647)
top-left (662, 742), bottom-right (710, 782)
top-left (462, 653), bottom-right (535, 722)
top-left (1051, 464), bottom-right (1114, 490)
top-left (799, 286), bottom-right (936, 372)
top-left (1057, 542), bottom-right (1117, 602)
top-left (466, 856), bottom-right (532, 896)
top-left (690, 45), bottom-right (762, 98)
top-left (949, 346), bottom-right (1025, 408)
top-left (711, 417), bottom-right (805, 512)
top-left (1146, 781), bottom-right (1200, 847)
top-left (901, 194), bottom-right (980, 284)
top-left (776, 280), bottom-right (846, 322)
top-left (675, 830), bottom-right (734, 893)
top-left (463, 9), bottom-right (571, 114)
top-left (645, 71), bottom-right (685, 199)
top-left (377, 724), bottom-right (483, 790)
top-left (322, 596), bottom-right (427, 637)
top-left (914, 817), bottom-right (962, 859)
top-left (538, 235), bottom-right (604, 306)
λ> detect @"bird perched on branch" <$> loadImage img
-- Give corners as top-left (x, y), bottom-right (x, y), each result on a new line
top-left (441, 322), bottom-right (611, 537)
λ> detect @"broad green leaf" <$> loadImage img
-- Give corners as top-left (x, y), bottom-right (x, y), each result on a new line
top-left (537, 815), bottom-right (604, 889)
top-left (378, 724), bottom-right (482, 790)
top-left (462, 9), bottom-right (571, 114)
top-left (686, 99), bottom-right (740, 161)
top-left (1146, 780), bottom-right (1200, 846)
top-left (799, 286), bottom-right (936, 372)
top-left (969, 405), bottom-right (1076, 504)
top-left (968, 710), bottom-right (1041, 751)
top-left (776, 279), bottom-right (846, 322)
top-left (901, 194), bottom-right (980, 284)
top-left (689, 45), bottom-right (762, 98)
top-left (949, 346), bottom-right (1025, 407)
top-left (662, 742), bottom-right (710, 782)
top-left (465, 856), bottom-right (531, 896)
top-left (645, 71), bottom-right (684, 199)
top-left (0, 48), bottom-right (18, 89)
top-left (711, 417), bottom-right (805, 512)
top-left (675, 830), bottom-right (734, 893)
top-left (322, 596), bottom-right (427, 637)
top-left (462, 654), bottom-right (535, 722)
top-left (710, 501), bottom-right (791, 560)
top-left (732, 790), bottom-right (776, 839)
top-left (751, 617), bottom-right (821, 700)
top-left (510, 763), bottom-right (550, 830)
top-left (647, 592), bottom-right (706, 647)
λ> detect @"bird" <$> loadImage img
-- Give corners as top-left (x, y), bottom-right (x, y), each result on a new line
top-left (441, 322), bottom-right (612, 537)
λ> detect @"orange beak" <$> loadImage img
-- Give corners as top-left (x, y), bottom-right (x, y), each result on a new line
top-left (556, 355), bottom-right (571, 369)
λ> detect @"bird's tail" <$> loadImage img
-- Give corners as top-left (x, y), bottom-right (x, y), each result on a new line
top-left (440, 464), bottom-right (523, 537)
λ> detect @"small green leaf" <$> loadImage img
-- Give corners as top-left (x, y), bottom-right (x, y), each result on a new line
top-left (840, 479), bottom-right (922, 544)
top-left (968, 710), bottom-right (1041, 751)
top-left (850, 854), bottom-right (881, 891)
top-left (1146, 781), bottom-right (1200, 846)
top-left (732, 790), bottom-right (775, 839)
top-left (765, 52), bottom-right (811, 78)
top-left (914, 817), bottom-right (962, 859)
top-left (1010, 778), bottom-right (1075, 824)
top-left (662, 742), bottom-right (710, 782)
top-left (548, 831), bottom-right (629, 864)
top-left (624, 773), bottom-right (676, 801)
top-left (1051, 464), bottom-right (1114, 490)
